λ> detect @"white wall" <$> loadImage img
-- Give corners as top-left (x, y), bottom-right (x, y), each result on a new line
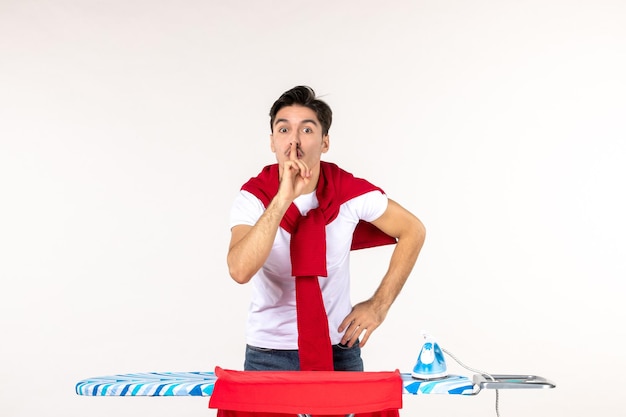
top-left (1, 1), bottom-right (624, 416)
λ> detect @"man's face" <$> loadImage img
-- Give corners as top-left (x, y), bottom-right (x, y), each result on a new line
top-left (270, 105), bottom-right (329, 170)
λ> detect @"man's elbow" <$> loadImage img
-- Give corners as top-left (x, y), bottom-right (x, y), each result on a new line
top-left (227, 260), bottom-right (254, 284)
top-left (228, 265), bottom-right (252, 284)
top-left (402, 216), bottom-right (426, 248)
top-left (415, 217), bottom-right (426, 242)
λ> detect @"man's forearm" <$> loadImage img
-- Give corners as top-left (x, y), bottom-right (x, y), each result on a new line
top-left (227, 196), bottom-right (291, 284)
top-left (370, 219), bottom-right (425, 311)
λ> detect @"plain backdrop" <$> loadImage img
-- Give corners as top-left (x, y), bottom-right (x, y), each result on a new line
top-left (1, 1), bottom-right (625, 416)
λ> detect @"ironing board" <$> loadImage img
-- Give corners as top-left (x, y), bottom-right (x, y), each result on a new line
top-left (76, 368), bottom-right (554, 417)
top-left (75, 370), bottom-right (477, 397)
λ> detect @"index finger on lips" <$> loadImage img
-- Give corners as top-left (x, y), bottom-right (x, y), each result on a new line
top-left (289, 142), bottom-right (297, 161)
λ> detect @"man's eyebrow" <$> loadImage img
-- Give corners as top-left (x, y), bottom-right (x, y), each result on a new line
top-left (273, 118), bottom-right (319, 126)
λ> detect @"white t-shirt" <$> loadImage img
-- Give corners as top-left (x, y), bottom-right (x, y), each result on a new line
top-left (229, 189), bottom-right (389, 349)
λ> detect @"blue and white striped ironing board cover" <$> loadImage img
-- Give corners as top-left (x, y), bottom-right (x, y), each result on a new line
top-left (75, 371), bottom-right (476, 397)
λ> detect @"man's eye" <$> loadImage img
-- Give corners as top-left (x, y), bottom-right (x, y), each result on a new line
top-left (278, 127), bottom-right (288, 133)
top-left (303, 127), bottom-right (313, 133)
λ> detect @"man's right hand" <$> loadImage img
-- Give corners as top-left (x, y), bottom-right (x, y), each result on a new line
top-left (276, 142), bottom-right (312, 203)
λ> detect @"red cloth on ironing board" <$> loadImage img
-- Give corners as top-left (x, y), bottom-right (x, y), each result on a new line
top-left (242, 162), bottom-right (397, 371)
top-left (208, 367), bottom-right (402, 417)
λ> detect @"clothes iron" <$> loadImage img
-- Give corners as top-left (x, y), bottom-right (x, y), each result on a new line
top-left (411, 332), bottom-right (449, 380)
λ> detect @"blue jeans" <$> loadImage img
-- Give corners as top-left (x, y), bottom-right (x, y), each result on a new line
top-left (244, 342), bottom-right (364, 371)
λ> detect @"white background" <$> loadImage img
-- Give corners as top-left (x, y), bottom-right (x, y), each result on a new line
top-left (1, 1), bottom-right (625, 416)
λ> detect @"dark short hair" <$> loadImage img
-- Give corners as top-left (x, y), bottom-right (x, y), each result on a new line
top-left (269, 86), bottom-right (332, 136)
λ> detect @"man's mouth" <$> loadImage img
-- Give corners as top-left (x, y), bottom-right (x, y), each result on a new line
top-left (286, 146), bottom-right (304, 159)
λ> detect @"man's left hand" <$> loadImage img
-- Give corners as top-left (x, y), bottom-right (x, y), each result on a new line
top-left (338, 299), bottom-right (388, 348)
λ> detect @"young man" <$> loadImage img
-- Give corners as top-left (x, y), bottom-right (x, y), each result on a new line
top-left (227, 86), bottom-right (425, 371)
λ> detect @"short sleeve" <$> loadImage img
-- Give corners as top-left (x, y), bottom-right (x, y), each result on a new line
top-left (350, 190), bottom-right (389, 222)
top-left (229, 190), bottom-right (265, 229)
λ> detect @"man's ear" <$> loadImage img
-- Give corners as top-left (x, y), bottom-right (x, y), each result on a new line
top-left (322, 135), bottom-right (330, 153)
top-left (270, 134), bottom-right (276, 153)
